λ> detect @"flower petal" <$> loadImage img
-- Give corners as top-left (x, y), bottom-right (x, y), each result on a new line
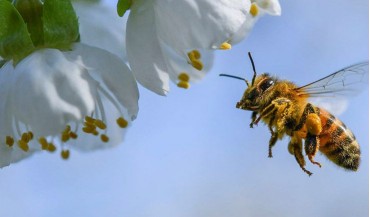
top-left (152, 0), bottom-right (251, 51)
top-left (253, 0), bottom-right (281, 16)
top-left (10, 49), bottom-right (96, 136)
top-left (126, 2), bottom-right (170, 95)
top-left (73, 1), bottom-right (128, 60)
top-left (66, 43), bottom-right (139, 120)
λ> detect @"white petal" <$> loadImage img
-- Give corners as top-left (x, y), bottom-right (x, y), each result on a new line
top-left (66, 43), bottom-right (139, 120)
top-left (229, 14), bottom-right (258, 45)
top-left (73, 1), bottom-right (128, 60)
top-left (253, 0), bottom-right (281, 16)
top-left (152, 0), bottom-right (251, 51)
top-left (126, 2), bottom-right (170, 95)
top-left (10, 49), bottom-right (96, 136)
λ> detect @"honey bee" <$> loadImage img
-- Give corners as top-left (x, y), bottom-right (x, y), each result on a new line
top-left (220, 53), bottom-right (368, 176)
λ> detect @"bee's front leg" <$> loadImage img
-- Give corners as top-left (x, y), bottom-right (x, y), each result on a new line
top-left (250, 111), bottom-right (258, 128)
top-left (268, 120), bottom-right (278, 158)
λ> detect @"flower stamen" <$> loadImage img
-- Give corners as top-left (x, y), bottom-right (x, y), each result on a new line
top-left (250, 3), bottom-right (259, 17)
top-left (116, 117), bottom-right (128, 128)
top-left (6, 136), bottom-right (14, 147)
top-left (61, 149), bottom-right (70, 160)
top-left (220, 42), bottom-right (232, 50)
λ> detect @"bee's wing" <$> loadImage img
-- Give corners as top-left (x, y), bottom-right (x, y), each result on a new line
top-left (295, 62), bottom-right (369, 97)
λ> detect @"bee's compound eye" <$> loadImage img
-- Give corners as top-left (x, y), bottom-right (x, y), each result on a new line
top-left (260, 79), bottom-right (274, 92)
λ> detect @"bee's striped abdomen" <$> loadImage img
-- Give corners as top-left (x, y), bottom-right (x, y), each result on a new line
top-left (318, 109), bottom-right (360, 171)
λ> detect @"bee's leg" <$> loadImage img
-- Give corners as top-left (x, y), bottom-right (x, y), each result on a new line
top-left (305, 133), bottom-right (322, 168)
top-left (250, 111), bottom-right (258, 128)
top-left (268, 119), bottom-right (278, 158)
top-left (253, 102), bottom-right (279, 125)
top-left (305, 112), bottom-right (323, 168)
top-left (289, 137), bottom-right (313, 176)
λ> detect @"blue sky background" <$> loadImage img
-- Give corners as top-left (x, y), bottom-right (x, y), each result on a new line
top-left (0, 1), bottom-right (368, 217)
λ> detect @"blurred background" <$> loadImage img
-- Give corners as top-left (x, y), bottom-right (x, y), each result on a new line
top-left (0, 0), bottom-right (368, 217)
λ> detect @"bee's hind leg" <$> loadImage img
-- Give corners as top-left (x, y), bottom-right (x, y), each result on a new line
top-left (289, 137), bottom-right (313, 176)
top-left (305, 133), bottom-right (322, 168)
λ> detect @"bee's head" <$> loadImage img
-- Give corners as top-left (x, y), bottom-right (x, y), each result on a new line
top-left (220, 52), bottom-right (276, 111)
top-left (236, 73), bottom-right (276, 111)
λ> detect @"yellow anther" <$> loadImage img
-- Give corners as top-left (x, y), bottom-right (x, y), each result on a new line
top-left (61, 132), bottom-right (70, 142)
top-left (191, 59), bottom-right (203, 71)
top-left (18, 140), bottom-right (29, 152)
top-left (39, 137), bottom-right (49, 150)
top-left (61, 150), bottom-right (70, 160)
top-left (178, 73), bottom-right (190, 82)
top-left (82, 125), bottom-right (96, 134)
top-left (116, 117), bottom-right (128, 128)
top-left (69, 131), bottom-right (78, 139)
top-left (64, 125), bottom-right (71, 133)
top-left (27, 131), bottom-right (34, 140)
top-left (250, 3), bottom-right (259, 17)
top-left (94, 119), bottom-right (107, 130)
top-left (177, 81), bottom-right (190, 89)
top-left (84, 121), bottom-right (95, 128)
top-left (100, 134), bottom-right (109, 143)
top-left (187, 50), bottom-right (201, 61)
top-left (6, 136), bottom-right (14, 147)
top-left (85, 116), bottom-right (95, 123)
top-left (219, 42), bottom-right (232, 50)
top-left (21, 132), bottom-right (30, 143)
top-left (47, 143), bottom-right (56, 152)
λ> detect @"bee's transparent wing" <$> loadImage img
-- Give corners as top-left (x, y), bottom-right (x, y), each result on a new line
top-left (295, 62), bottom-right (369, 97)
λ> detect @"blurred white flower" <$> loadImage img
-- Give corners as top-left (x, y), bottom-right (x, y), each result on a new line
top-left (73, 1), bottom-right (128, 60)
top-left (126, 0), bottom-right (281, 95)
top-left (0, 43), bottom-right (139, 168)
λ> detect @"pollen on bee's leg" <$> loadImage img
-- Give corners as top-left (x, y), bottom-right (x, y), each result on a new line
top-left (17, 140), bottom-right (29, 152)
top-left (38, 137), bottom-right (48, 150)
top-left (219, 42), bottom-right (232, 50)
top-left (190, 59), bottom-right (203, 71)
top-left (250, 3), bottom-right (259, 17)
top-left (100, 134), bottom-right (109, 143)
top-left (177, 81), bottom-right (190, 89)
top-left (61, 149), bottom-right (70, 160)
top-left (6, 136), bottom-right (14, 147)
top-left (116, 117), bottom-right (128, 128)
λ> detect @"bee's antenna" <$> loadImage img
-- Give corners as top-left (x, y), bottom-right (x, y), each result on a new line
top-left (248, 52), bottom-right (257, 86)
top-left (219, 74), bottom-right (250, 86)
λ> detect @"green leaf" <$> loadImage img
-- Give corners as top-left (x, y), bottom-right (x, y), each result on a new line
top-left (0, 0), bottom-right (35, 63)
top-left (117, 0), bottom-right (131, 17)
top-left (43, 0), bottom-right (79, 49)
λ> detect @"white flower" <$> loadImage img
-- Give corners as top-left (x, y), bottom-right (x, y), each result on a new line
top-left (0, 43), bottom-right (139, 168)
top-left (126, 0), bottom-right (281, 95)
top-left (73, 1), bottom-right (128, 60)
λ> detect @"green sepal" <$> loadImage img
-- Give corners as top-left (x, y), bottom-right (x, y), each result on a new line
top-left (14, 0), bottom-right (44, 47)
top-left (117, 0), bottom-right (131, 17)
top-left (0, 0), bottom-right (35, 63)
top-left (43, 0), bottom-right (79, 49)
